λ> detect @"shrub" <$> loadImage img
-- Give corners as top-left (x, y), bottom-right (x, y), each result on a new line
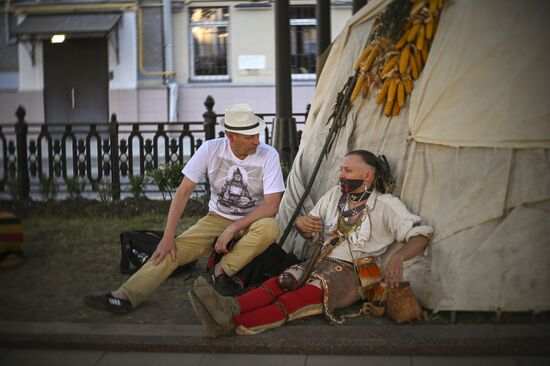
top-left (39, 176), bottom-right (58, 201)
top-left (66, 176), bottom-right (87, 199)
top-left (146, 162), bottom-right (184, 200)
top-left (6, 176), bottom-right (21, 201)
top-left (98, 179), bottom-right (113, 203)
top-left (128, 174), bottom-right (149, 199)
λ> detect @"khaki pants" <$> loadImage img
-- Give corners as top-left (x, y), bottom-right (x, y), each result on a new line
top-left (121, 212), bottom-right (279, 307)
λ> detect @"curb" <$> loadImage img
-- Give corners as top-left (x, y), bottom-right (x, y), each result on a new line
top-left (0, 321), bottom-right (549, 356)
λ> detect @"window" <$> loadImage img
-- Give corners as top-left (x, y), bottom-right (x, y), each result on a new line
top-left (189, 7), bottom-right (229, 81)
top-left (290, 5), bottom-right (317, 80)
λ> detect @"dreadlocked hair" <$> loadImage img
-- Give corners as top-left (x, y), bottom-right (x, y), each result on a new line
top-left (346, 150), bottom-right (396, 194)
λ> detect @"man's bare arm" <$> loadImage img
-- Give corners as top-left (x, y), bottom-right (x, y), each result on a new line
top-left (151, 177), bottom-right (197, 265)
top-left (384, 234), bottom-right (429, 288)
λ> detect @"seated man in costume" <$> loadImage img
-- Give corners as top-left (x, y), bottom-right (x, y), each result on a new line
top-left (84, 103), bottom-right (285, 314)
top-left (188, 149), bottom-right (433, 336)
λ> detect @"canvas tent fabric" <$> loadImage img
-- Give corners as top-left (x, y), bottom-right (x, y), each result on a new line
top-left (276, 0), bottom-right (550, 311)
top-left (409, 1), bottom-right (550, 148)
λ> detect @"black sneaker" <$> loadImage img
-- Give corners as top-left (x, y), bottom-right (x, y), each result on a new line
top-left (212, 274), bottom-right (243, 296)
top-left (83, 293), bottom-right (133, 314)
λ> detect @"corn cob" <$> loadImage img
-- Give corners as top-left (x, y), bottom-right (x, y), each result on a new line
top-left (380, 56), bottom-right (398, 78)
top-left (376, 78), bottom-right (390, 105)
top-left (384, 100), bottom-right (393, 117)
top-left (387, 76), bottom-right (398, 103)
top-left (361, 73), bottom-right (371, 99)
top-left (354, 46), bottom-right (372, 71)
top-left (395, 32), bottom-right (408, 49)
top-left (399, 46), bottom-right (411, 75)
top-left (414, 47), bottom-right (423, 72)
top-left (409, 52), bottom-right (419, 79)
top-left (397, 79), bottom-right (405, 108)
top-left (392, 99), bottom-right (401, 116)
top-left (351, 72), bottom-right (367, 102)
top-left (426, 19), bottom-right (434, 40)
top-left (362, 46), bottom-right (380, 72)
top-left (416, 25), bottom-right (425, 50)
top-left (429, 0), bottom-right (438, 15)
top-left (384, 98), bottom-right (394, 117)
top-left (404, 78), bottom-right (413, 95)
top-left (407, 23), bottom-right (421, 42)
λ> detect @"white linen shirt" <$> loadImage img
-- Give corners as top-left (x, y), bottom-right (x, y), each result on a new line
top-left (308, 186), bottom-right (433, 264)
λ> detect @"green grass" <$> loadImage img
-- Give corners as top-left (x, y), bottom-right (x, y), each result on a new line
top-left (0, 213), bottom-right (204, 323)
top-left (22, 213), bottom-right (202, 259)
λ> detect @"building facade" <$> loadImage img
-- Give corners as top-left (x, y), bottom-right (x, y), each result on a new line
top-left (0, 0), bottom-right (352, 123)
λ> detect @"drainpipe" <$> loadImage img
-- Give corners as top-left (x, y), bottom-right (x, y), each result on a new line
top-left (162, 0), bottom-right (177, 122)
top-left (4, 0), bottom-right (12, 44)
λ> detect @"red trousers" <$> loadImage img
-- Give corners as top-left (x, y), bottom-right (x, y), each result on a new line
top-left (233, 277), bottom-right (323, 331)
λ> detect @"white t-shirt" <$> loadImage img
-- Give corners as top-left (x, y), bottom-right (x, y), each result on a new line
top-left (182, 138), bottom-right (285, 220)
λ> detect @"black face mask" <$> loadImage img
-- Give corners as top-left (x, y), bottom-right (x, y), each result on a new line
top-left (340, 178), bottom-right (364, 194)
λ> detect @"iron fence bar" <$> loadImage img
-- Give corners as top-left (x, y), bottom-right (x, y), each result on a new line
top-left (86, 124), bottom-right (103, 189)
top-left (15, 106), bottom-right (30, 199)
top-left (110, 114), bottom-right (121, 200)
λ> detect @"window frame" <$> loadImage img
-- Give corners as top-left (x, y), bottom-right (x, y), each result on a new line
top-left (290, 9), bottom-right (317, 81)
top-left (188, 7), bottom-right (231, 82)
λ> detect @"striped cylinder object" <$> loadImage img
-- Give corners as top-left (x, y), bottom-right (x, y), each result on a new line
top-left (0, 211), bottom-right (24, 269)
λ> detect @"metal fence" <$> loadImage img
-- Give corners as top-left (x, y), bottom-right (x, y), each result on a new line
top-left (0, 96), bottom-right (308, 201)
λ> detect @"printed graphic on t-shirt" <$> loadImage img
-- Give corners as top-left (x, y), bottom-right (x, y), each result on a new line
top-left (214, 160), bottom-right (261, 216)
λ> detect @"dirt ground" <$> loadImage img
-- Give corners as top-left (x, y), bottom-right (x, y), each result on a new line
top-left (0, 198), bottom-right (391, 327)
top-left (2, 199), bottom-right (544, 327)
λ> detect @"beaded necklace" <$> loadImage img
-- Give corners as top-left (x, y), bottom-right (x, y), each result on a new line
top-left (336, 189), bottom-right (371, 227)
top-left (349, 189), bottom-right (371, 202)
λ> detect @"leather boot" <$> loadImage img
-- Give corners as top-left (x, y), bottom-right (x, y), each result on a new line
top-left (188, 291), bottom-right (231, 338)
top-left (193, 276), bottom-right (240, 330)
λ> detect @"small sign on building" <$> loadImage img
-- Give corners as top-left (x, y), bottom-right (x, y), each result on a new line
top-left (238, 55), bottom-right (266, 70)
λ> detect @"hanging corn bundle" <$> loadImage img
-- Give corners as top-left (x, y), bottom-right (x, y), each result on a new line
top-left (350, 0), bottom-right (446, 117)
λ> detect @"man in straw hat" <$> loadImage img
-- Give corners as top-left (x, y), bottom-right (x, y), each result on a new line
top-left (84, 104), bottom-right (285, 314)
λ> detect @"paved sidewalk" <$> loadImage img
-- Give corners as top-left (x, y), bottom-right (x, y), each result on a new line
top-left (0, 349), bottom-right (549, 366)
top-left (0, 321), bottom-right (549, 356)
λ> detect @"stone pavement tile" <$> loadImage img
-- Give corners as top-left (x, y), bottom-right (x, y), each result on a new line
top-left (404, 325), bottom-right (499, 355)
top-left (96, 352), bottom-right (204, 366)
top-left (411, 356), bottom-right (517, 366)
top-left (0, 348), bottom-right (103, 366)
top-left (495, 324), bottom-right (550, 355)
top-left (199, 353), bottom-right (306, 366)
top-left (515, 357), bottom-right (550, 366)
top-left (306, 355), bottom-right (412, 366)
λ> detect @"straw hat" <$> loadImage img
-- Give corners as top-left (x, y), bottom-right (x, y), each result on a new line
top-left (219, 103), bottom-right (266, 135)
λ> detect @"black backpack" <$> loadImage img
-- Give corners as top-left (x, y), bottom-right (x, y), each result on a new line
top-left (119, 230), bottom-right (195, 276)
top-left (119, 230), bottom-right (300, 292)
